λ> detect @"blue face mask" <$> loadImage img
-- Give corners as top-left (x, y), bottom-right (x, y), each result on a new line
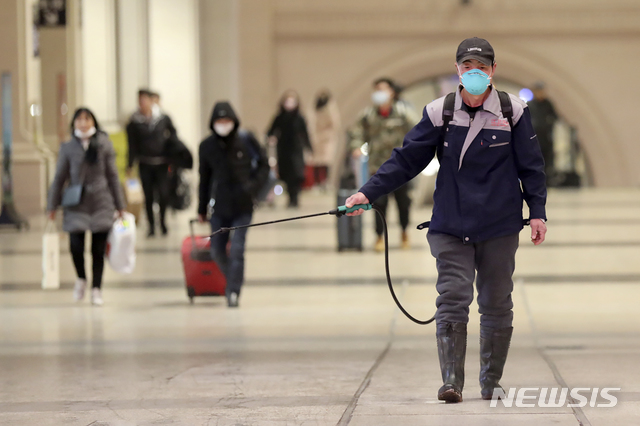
top-left (460, 69), bottom-right (491, 96)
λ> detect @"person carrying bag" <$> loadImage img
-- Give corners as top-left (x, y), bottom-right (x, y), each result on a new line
top-left (47, 107), bottom-right (125, 306)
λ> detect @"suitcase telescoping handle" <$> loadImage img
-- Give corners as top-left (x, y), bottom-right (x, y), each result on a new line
top-left (189, 219), bottom-right (207, 245)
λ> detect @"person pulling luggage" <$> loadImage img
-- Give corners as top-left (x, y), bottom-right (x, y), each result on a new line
top-left (197, 101), bottom-right (270, 307)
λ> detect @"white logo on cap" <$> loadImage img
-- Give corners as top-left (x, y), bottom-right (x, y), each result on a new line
top-left (468, 47), bottom-right (482, 52)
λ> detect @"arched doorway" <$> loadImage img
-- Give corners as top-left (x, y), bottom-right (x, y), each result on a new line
top-left (337, 42), bottom-right (628, 186)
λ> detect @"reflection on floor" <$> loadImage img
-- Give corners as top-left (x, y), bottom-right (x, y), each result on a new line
top-left (0, 188), bottom-right (639, 425)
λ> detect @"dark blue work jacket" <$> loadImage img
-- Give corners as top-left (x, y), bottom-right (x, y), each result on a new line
top-left (360, 87), bottom-right (547, 243)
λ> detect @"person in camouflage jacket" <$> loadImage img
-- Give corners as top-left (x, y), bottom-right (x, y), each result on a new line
top-left (347, 78), bottom-right (420, 251)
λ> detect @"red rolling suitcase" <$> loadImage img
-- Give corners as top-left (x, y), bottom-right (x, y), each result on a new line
top-left (302, 165), bottom-right (315, 189)
top-left (181, 219), bottom-right (226, 303)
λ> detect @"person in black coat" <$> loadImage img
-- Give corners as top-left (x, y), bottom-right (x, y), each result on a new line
top-left (527, 82), bottom-right (558, 183)
top-left (267, 90), bottom-right (313, 208)
top-left (126, 89), bottom-right (178, 237)
top-left (198, 101), bottom-right (269, 307)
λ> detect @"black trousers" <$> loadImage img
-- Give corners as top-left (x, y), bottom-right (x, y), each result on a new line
top-left (373, 184), bottom-right (411, 236)
top-left (538, 133), bottom-right (555, 175)
top-left (69, 231), bottom-right (109, 288)
top-left (284, 179), bottom-right (302, 207)
top-left (139, 163), bottom-right (170, 230)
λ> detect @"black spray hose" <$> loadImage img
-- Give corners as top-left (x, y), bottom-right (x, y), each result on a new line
top-left (211, 203), bottom-right (436, 325)
top-left (372, 205), bottom-right (436, 325)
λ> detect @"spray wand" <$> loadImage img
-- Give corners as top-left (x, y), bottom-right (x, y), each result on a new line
top-left (211, 203), bottom-right (436, 325)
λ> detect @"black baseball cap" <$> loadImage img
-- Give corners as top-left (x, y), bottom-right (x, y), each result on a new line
top-left (456, 37), bottom-right (495, 66)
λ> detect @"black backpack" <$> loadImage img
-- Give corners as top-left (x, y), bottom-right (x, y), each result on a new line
top-left (442, 90), bottom-right (514, 130)
top-left (416, 91), bottom-right (519, 232)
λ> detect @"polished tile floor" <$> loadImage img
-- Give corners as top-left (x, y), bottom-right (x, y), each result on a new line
top-left (1, 188), bottom-right (639, 425)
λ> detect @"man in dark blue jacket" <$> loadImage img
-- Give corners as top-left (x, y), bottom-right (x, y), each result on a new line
top-left (346, 37), bottom-right (547, 403)
top-left (198, 101), bottom-right (269, 308)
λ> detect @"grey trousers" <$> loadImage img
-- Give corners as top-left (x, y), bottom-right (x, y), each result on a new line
top-left (427, 232), bottom-right (519, 329)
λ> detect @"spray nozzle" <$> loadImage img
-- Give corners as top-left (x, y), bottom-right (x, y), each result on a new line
top-left (329, 204), bottom-right (373, 217)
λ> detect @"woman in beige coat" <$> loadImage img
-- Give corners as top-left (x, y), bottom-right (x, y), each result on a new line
top-left (47, 108), bottom-right (125, 306)
top-left (309, 89), bottom-right (342, 190)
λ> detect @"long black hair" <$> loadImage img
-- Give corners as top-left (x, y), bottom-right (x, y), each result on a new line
top-left (70, 107), bottom-right (101, 164)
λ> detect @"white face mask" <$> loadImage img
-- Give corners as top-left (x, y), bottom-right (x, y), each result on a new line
top-left (74, 126), bottom-right (96, 140)
top-left (214, 122), bottom-right (235, 137)
top-left (372, 90), bottom-right (391, 106)
top-left (283, 98), bottom-right (298, 111)
top-left (151, 103), bottom-right (161, 118)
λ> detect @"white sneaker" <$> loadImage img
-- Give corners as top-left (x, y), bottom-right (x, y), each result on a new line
top-left (73, 278), bottom-right (87, 301)
top-left (91, 288), bottom-right (104, 306)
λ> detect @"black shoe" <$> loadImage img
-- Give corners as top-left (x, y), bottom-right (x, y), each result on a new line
top-left (436, 323), bottom-right (467, 403)
top-left (438, 384), bottom-right (463, 403)
top-left (161, 225), bottom-right (168, 236)
top-left (479, 326), bottom-right (513, 400)
top-left (227, 292), bottom-right (239, 308)
top-left (147, 229), bottom-right (155, 238)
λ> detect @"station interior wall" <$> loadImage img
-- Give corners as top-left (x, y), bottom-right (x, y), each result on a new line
top-left (1, 0), bottom-right (639, 215)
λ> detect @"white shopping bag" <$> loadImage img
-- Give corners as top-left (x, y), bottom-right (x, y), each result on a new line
top-left (124, 178), bottom-right (144, 205)
top-left (106, 212), bottom-right (137, 274)
top-left (42, 221), bottom-right (60, 289)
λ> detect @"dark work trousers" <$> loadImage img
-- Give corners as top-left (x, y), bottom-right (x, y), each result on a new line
top-left (427, 232), bottom-right (520, 329)
top-left (210, 212), bottom-right (253, 297)
top-left (139, 163), bottom-right (170, 231)
top-left (69, 231), bottom-right (109, 288)
top-left (373, 184), bottom-right (411, 236)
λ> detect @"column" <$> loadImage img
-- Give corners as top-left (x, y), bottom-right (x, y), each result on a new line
top-left (237, 0), bottom-right (276, 135)
top-left (198, 0), bottom-right (240, 138)
top-left (0, 0), bottom-right (47, 216)
top-left (81, 0), bottom-right (118, 129)
top-left (116, 0), bottom-right (149, 122)
top-left (148, 0), bottom-right (201, 152)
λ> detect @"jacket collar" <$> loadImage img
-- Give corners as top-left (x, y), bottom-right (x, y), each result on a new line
top-left (455, 85), bottom-right (502, 117)
top-left (131, 110), bottom-right (164, 128)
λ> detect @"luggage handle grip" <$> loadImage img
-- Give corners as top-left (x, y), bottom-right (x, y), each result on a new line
top-left (189, 218), bottom-right (207, 243)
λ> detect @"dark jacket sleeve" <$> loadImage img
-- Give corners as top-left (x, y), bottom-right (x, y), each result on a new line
top-left (267, 116), bottom-right (279, 138)
top-left (245, 133), bottom-right (270, 198)
top-left (299, 116), bottom-right (313, 152)
top-left (165, 116), bottom-right (178, 138)
top-left (163, 116), bottom-right (180, 150)
top-left (126, 121), bottom-right (137, 169)
top-left (103, 136), bottom-right (125, 211)
top-left (359, 107), bottom-right (440, 203)
top-left (197, 141), bottom-right (213, 216)
top-left (164, 133), bottom-right (193, 169)
top-left (47, 144), bottom-right (70, 211)
top-left (512, 107), bottom-right (547, 220)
